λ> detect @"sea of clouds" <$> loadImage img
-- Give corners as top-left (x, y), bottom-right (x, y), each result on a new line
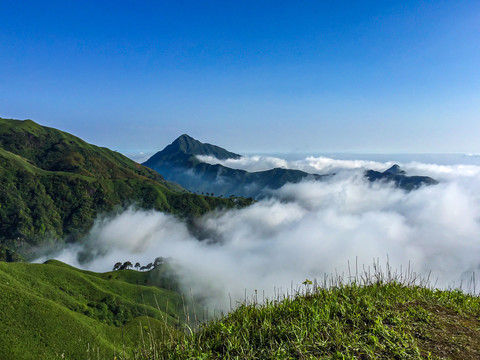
top-left (39, 154), bottom-right (480, 311)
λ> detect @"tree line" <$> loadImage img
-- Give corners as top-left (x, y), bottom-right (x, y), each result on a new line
top-left (112, 256), bottom-right (169, 271)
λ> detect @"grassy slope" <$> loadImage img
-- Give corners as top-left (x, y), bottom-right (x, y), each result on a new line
top-left (2, 260), bottom-right (479, 360)
top-left (0, 118), bottom-right (168, 182)
top-left (0, 118), bottom-right (252, 259)
top-left (150, 281), bottom-right (480, 359)
top-left (0, 260), bottom-right (185, 360)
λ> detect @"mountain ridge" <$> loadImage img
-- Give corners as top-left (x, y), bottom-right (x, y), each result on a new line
top-left (143, 135), bottom-right (438, 197)
top-left (143, 134), bottom-right (328, 198)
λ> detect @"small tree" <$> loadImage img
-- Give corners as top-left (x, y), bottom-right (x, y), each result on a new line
top-left (113, 262), bottom-right (122, 271)
top-left (120, 261), bottom-right (133, 270)
top-left (135, 262), bottom-right (141, 271)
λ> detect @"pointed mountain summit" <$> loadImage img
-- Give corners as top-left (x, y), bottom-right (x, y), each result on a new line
top-left (143, 134), bottom-right (240, 171)
top-left (143, 135), bottom-right (327, 198)
top-left (0, 118), bottom-right (251, 260)
top-left (384, 164), bottom-right (406, 176)
top-left (168, 134), bottom-right (241, 159)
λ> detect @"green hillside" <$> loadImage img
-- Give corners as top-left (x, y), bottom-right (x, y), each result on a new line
top-left (2, 259), bottom-right (479, 359)
top-left (2, 260), bottom-right (479, 359)
top-left (0, 259), bottom-right (188, 360)
top-left (0, 118), bottom-right (252, 260)
top-left (0, 118), bottom-right (179, 183)
top-left (145, 280), bottom-right (480, 359)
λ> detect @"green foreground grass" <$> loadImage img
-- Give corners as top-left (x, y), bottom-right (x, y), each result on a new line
top-left (0, 260), bottom-right (186, 360)
top-left (2, 260), bottom-right (480, 359)
top-left (143, 276), bottom-right (480, 359)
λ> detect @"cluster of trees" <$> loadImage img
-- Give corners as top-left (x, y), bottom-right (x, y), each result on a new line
top-left (112, 256), bottom-right (169, 271)
top-left (195, 191), bottom-right (217, 196)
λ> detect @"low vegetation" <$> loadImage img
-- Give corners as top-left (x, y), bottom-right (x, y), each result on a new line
top-left (1, 259), bottom-right (479, 359)
top-left (140, 268), bottom-right (480, 359)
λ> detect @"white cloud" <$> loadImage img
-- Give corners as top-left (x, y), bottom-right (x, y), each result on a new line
top-left (197, 154), bottom-right (394, 174)
top-left (196, 155), bottom-right (289, 172)
top-left (39, 158), bottom-right (480, 312)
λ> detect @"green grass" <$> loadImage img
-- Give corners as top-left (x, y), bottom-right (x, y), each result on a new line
top-left (2, 259), bottom-right (480, 359)
top-left (142, 271), bottom-right (480, 359)
top-left (0, 260), bottom-right (186, 359)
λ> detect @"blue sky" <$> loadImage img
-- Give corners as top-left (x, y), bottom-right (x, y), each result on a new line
top-left (1, 1), bottom-right (479, 155)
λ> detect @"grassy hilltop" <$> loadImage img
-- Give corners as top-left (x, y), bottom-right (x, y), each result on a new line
top-left (0, 118), bottom-right (252, 260)
top-left (145, 281), bottom-right (480, 359)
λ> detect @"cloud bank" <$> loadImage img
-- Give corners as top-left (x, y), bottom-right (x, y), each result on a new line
top-left (198, 153), bottom-right (480, 181)
top-left (196, 154), bottom-right (390, 174)
top-left (41, 157), bottom-right (480, 311)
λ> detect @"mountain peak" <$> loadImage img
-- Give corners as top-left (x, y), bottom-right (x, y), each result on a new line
top-left (143, 134), bottom-right (241, 170)
top-left (162, 134), bottom-right (241, 159)
top-left (171, 134), bottom-right (203, 153)
top-left (175, 134), bottom-right (196, 142)
top-left (384, 164), bottom-right (406, 176)
top-left (178, 133), bottom-right (192, 138)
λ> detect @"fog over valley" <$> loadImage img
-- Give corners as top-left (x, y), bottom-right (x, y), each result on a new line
top-left (41, 154), bottom-right (480, 311)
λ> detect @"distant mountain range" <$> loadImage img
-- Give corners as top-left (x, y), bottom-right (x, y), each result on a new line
top-left (143, 134), bottom-right (329, 198)
top-left (0, 118), bottom-right (251, 261)
top-left (144, 134), bottom-right (438, 197)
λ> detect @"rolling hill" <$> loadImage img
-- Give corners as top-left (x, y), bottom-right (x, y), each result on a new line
top-left (2, 259), bottom-right (479, 359)
top-left (0, 259), bottom-right (187, 360)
